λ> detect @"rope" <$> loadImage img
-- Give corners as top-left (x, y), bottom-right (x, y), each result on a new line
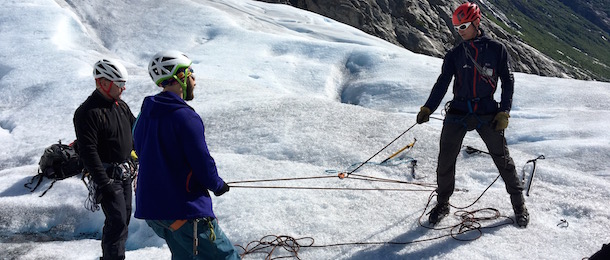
top-left (237, 176), bottom-right (513, 259)
top-left (233, 125), bottom-right (514, 259)
top-left (327, 156), bottom-right (417, 177)
top-left (342, 123), bottom-right (418, 177)
top-left (229, 176), bottom-right (336, 185)
top-left (417, 190), bottom-right (513, 231)
top-left (227, 173), bottom-right (438, 192)
top-left (228, 185), bottom-right (435, 192)
top-left (238, 195), bottom-right (513, 259)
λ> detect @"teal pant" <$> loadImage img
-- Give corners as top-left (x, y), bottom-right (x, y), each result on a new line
top-left (146, 218), bottom-right (240, 260)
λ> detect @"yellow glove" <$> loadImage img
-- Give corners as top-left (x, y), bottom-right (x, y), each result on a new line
top-left (131, 150), bottom-right (138, 161)
top-left (493, 112), bottom-right (510, 131)
top-left (416, 106), bottom-right (431, 124)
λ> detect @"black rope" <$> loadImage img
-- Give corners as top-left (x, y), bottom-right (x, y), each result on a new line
top-left (237, 235), bottom-right (315, 260)
top-left (342, 122), bottom-right (418, 177)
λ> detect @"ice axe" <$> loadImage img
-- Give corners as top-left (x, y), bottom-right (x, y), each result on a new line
top-left (521, 155), bottom-right (545, 196)
top-left (380, 138), bottom-right (417, 165)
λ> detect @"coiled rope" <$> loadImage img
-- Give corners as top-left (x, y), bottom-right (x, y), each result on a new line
top-left (235, 169), bottom-right (511, 259)
top-left (237, 187), bottom-right (514, 259)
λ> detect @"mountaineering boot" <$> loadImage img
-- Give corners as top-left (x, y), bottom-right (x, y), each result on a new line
top-left (514, 205), bottom-right (529, 228)
top-left (428, 203), bottom-right (449, 225)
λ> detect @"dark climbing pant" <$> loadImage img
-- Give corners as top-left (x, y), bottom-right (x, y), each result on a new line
top-left (435, 113), bottom-right (525, 209)
top-left (100, 179), bottom-right (132, 260)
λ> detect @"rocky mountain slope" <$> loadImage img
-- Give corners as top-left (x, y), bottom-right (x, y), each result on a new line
top-left (258, 0), bottom-right (610, 81)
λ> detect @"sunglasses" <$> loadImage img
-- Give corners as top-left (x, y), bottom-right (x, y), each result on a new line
top-left (177, 67), bottom-right (194, 79)
top-left (186, 67), bottom-right (195, 80)
top-left (113, 81), bottom-right (126, 88)
top-left (454, 21), bottom-right (472, 31)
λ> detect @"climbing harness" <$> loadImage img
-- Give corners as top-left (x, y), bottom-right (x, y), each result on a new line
top-left (192, 218), bottom-right (216, 256)
top-left (443, 98), bottom-right (492, 130)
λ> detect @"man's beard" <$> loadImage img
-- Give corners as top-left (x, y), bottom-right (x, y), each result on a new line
top-left (185, 81), bottom-right (195, 101)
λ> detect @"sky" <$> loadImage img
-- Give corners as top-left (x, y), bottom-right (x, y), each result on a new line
top-left (1, 0), bottom-right (609, 259)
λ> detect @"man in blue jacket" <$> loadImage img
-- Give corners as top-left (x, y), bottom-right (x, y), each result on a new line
top-left (416, 3), bottom-right (529, 227)
top-left (133, 50), bottom-right (239, 259)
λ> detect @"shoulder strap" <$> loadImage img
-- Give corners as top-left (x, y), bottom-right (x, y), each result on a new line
top-left (24, 169), bottom-right (45, 192)
top-left (38, 180), bottom-right (57, 197)
top-left (463, 44), bottom-right (498, 87)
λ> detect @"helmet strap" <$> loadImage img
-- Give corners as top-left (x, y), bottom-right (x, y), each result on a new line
top-left (173, 74), bottom-right (188, 99)
top-left (473, 18), bottom-right (481, 28)
top-left (96, 78), bottom-right (114, 99)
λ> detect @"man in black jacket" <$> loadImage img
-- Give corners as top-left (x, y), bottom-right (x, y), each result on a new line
top-left (416, 3), bottom-right (529, 227)
top-left (74, 58), bottom-right (136, 259)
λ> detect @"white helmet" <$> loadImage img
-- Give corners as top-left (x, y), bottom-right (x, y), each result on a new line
top-left (93, 58), bottom-right (128, 81)
top-left (148, 50), bottom-right (192, 85)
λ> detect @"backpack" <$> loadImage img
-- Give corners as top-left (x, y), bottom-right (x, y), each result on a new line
top-left (24, 140), bottom-right (84, 197)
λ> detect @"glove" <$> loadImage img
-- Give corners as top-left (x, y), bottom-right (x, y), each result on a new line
top-left (492, 112), bottom-right (510, 131)
top-left (130, 150), bottom-right (138, 161)
top-left (95, 180), bottom-right (117, 203)
top-left (416, 106), bottom-right (431, 124)
top-left (214, 182), bottom-right (230, 196)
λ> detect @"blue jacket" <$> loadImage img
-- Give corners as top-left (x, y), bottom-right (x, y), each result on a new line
top-left (133, 91), bottom-right (225, 220)
top-left (424, 29), bottom-right (515, 115)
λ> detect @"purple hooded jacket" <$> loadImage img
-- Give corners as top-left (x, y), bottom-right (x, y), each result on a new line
top-left (133, 91), bottom-right (225, 220)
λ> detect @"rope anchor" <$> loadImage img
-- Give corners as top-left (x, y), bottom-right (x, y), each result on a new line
top-left (341, 123), bottom-right (418, 179)
top-left (337, 137), bottom-right (417, 180)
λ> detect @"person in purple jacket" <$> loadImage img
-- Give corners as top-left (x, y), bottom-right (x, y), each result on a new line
top-left (416, 3), bottom-right (528, 228)
top-left (133, 50), bottom-right (239, 259)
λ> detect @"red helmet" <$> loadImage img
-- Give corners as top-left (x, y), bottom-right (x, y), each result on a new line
top-left (452, 2), bottom-right (481, 25)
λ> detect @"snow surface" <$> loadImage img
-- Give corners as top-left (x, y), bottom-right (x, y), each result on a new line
top-left (1, 0), bottom-right (609, 259)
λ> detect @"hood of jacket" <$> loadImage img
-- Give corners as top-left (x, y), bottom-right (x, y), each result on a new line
top-left (140, 91), bottom-right (193, 118)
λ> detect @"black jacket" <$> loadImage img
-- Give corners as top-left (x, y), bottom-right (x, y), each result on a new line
top-left (424, 29), bottom-right (515, 115)
top-left (73, 90), bottom-right (135, 186)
